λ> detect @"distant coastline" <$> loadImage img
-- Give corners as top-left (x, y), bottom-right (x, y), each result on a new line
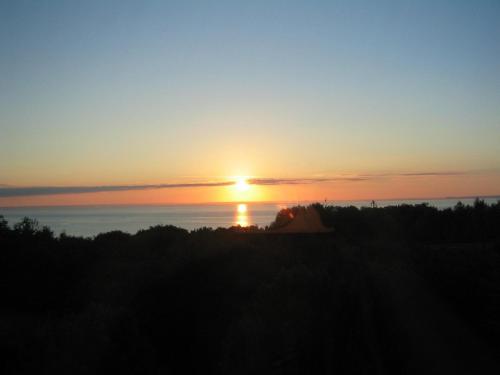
top-left (1, 194), bottom-right (499, 209)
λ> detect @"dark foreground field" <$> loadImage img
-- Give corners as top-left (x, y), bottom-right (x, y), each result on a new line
top-left (1, 202), bottom-right (500, 374)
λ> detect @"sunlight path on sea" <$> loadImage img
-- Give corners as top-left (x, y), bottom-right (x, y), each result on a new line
top-left (235, 203), bottom-right (249, 227)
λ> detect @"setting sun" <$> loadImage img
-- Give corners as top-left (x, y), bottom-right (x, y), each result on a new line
top-left (2, 2), bottom-right (500, 372)
top-left (222, 175), bottom-right (263, 203)
top-left (234, 177), bottom-right (250, 192)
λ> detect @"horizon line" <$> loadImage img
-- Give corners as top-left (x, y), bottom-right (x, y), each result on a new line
top-left (1, 194), bottom-right (499, 210)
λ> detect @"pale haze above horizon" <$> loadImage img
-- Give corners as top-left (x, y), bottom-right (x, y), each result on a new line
top-left (1, 0), bottom-right (499, 206)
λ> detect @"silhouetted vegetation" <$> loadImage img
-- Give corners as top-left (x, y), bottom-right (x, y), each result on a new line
top-left (270, 199), bottom-right (500, 243)
top-left (1, 200), bottom-right (500, 374)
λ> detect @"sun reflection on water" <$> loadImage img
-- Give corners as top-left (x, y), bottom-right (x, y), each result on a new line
top-left (235, 203), bottom-right (249, 227)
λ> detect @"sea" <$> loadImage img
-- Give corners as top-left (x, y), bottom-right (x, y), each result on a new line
top-left (1, 197), bottom-right (498, 237)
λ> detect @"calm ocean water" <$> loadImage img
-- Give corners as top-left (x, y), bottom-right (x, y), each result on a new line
top-left (1, 198), bottom-right (498, 237)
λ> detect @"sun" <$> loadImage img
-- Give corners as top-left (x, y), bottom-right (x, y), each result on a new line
top-left (225, 175), bottom-right (262, 202)
top-left (234, 176), bottom-right (250, 192)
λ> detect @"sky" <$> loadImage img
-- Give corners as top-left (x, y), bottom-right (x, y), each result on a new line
top-left (1, 0), bottom-right (499, 206)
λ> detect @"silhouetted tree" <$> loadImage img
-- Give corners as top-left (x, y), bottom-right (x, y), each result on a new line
top-left (0, 215), bottom-right (9, 235)
top-left (1, 201), bottom-right (500, 374)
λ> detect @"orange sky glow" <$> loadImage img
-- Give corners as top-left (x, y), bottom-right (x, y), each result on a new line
top-left (2, 2), bottom-right (500, 208)
top-left (1, 173), bottom-right (499, 207)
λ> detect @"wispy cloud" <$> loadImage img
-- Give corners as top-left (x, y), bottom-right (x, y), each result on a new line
top-left (247, 177), bottom-right (367, 185)
top-left (0, 182), bottom-right (233, 198)
top-left (360, 171), bottom-right (467, 178)
top-left (247, 171), bottom-right (469, 185)
top-left (0, 170), bottom-right (475, 198)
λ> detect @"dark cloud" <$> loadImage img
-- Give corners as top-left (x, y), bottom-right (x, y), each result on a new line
top-left (247, 177), bottom-right (367, 185)
top-left (0, 182), bottom-right (233, 198)
top-left (0, 171), bottom-right (472, 198)
top-left (382, 171), bottom-right (466, 177)
top-left (247, 171), bottom-right (472, 186)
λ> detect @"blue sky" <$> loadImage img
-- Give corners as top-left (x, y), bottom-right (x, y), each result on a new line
top-left (1, 0), bottom-right (499, 203)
